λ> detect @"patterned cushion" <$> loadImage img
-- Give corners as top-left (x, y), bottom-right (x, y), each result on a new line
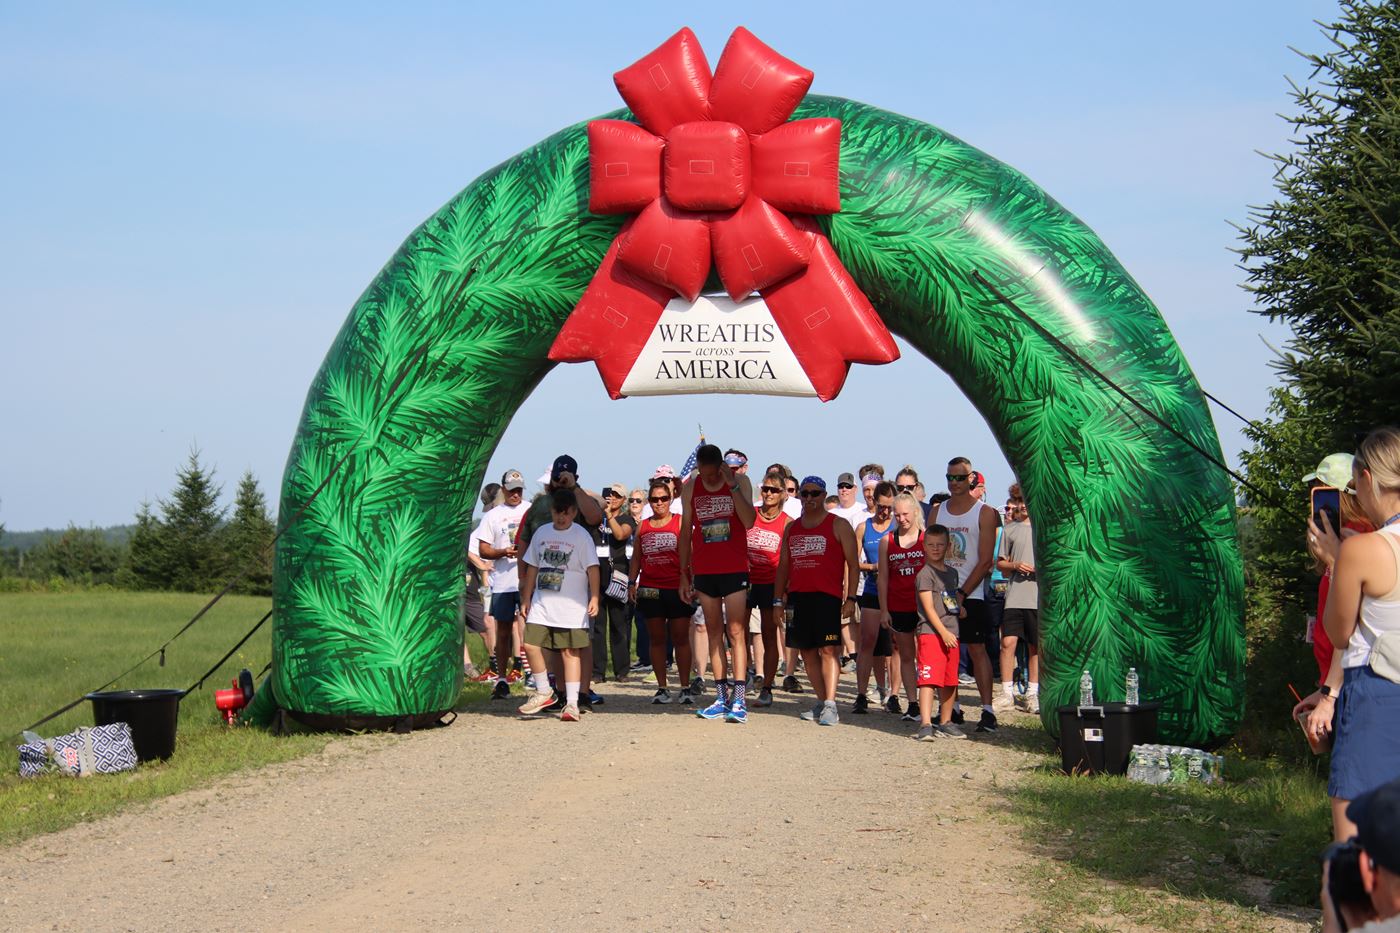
top-left (18, 722), bottom-right (138, 777)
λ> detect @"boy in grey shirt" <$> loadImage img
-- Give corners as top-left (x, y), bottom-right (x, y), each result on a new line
top-left (913, 524), bottom-right (967, 740)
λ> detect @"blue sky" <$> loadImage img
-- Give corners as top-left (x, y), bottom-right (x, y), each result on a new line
top-left (0, 2), bottom-right (1338, 529)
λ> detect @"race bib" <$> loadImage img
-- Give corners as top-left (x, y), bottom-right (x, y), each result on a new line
top-left (701, 517), bottom-right (731, 544)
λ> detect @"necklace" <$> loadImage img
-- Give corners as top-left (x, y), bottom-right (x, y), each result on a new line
top-left (1383, 512), bottom-right (1400, 528)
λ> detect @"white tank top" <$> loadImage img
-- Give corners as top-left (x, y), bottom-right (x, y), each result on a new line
top-left (933, 499), bottom-right (993, 595)
top-left (1345, 524), bottom-right (1400, 668)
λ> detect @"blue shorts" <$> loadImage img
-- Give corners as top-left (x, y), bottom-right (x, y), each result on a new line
top-left (1329, 665), bottom-right (1400, 800)
top-left (489, 590), bottom-right (521, 622)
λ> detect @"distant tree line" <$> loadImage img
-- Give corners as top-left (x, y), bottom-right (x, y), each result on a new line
top-left (0, 451), bottom-right (275, 595)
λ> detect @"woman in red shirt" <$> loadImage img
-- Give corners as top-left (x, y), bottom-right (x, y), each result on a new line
top-left (747, 470), bottom-right (792, 708)
top-left (629, 479), bottom-right (698, 705)
top-left (880, 493), bottom-right (926, 721)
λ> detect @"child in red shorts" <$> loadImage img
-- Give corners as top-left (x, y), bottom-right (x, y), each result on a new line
top-left (913, 525), bottom-right (967, 740)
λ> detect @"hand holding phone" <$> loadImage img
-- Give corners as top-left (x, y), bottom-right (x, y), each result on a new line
top-left (1311, 486), bottom-right (1342, 536)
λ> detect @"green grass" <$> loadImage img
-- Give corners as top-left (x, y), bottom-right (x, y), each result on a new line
top-left (999, 722), bottom-right (1327, 931)
top-left (0, 589), bottom-right (505, 846)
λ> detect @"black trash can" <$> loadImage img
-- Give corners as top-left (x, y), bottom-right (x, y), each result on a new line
top-left (86, 689), bottom-right (185, 762)
top-left (1057, 702), bottom-right (1161, 776)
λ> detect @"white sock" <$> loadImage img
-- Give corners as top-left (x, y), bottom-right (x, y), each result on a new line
top-left (532, 673), bottom-right (550, 693)
top-left (953, 702), bottom-right (962, 713)
top-left (566, 682), bottom-right (580, 706)
top-left (1028, 683), bottom-right (1039, 696)
top-left (1002, 681), bottom-right (1013, 695)
top-left (983, 703), bottom-right (994, 715)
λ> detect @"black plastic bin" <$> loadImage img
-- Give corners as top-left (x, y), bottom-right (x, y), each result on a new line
top-left (86, 689), bottom-right (185, 762)
top-left (1057, 702), bottom-right (1161, 776)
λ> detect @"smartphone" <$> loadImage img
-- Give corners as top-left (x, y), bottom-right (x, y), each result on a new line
top-left (1311, 486), bottom-right (1342, 536)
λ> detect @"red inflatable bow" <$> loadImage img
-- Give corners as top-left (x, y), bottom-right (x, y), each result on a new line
top-left (548, 27), bottom-right (898, 401)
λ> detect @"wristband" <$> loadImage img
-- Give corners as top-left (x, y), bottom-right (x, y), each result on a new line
top-left (957, 587), bottom-right (969, 598)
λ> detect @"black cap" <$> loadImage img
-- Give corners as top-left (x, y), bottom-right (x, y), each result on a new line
top-left (1348, 776), bottom-right (1400, 873)
top-left (550, 454), bottom-right (578, 482)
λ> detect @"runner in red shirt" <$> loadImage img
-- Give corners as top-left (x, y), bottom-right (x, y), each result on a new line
top-left (775, 475), bottom-right (860, 726)
top-left (679, 444), bottom-right (757, 723)
top-left (747, 469), bottom-right (792, 707)
top-left (630, 479), bottom-right (698, 705)
top-left (880, 492), bottom-right (926, 720)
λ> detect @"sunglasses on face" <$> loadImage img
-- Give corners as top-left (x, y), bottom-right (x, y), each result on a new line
top-left (837, 482), bottom-right (855, 490)
top-left (602, 491), bottom-right (621, 498)
top-left (875, 503), bottom-right (893, 512)
top-left (896, 484), bottom-right (916, 493)
top-left (760, 486), bottom-right (783, 494)
top-left (946, 473), bottom-right (969, 482)
top-left (629, 497), bottom-right (644, 504)
top-left (786, 488), bottom-right (798, 496)
top-left (649, 495), bottom-right (671, 503)
top-left (799, 489), bottom-right (825, 499)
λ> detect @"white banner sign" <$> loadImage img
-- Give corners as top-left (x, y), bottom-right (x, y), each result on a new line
top-left (619, 295), bottom-right (818, 398)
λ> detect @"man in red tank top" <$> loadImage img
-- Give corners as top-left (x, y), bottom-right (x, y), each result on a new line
top-left (679, 444), bottom-right (757, 723)
top-left (775, 476), bottom-right (860, 726)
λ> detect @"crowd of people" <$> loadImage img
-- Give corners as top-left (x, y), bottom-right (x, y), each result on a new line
top-left (463, 445), bottom-right (1041, 734)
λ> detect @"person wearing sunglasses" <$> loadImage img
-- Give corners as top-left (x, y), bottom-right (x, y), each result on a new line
top-left (746, 470), bottom-right (793, 707)
top-left (594, 482), bottom-right (638, 684)
top-left (895, 465), bottom-right (933, 523)
top-left (782, 474), bottom-right (802, 520)
top-left (775, 476), bottom-right (861, 726)
top-left (852, 480), bottom-right (898, 714)
top-left (931, 457), bottom-right (1003, 733)
top-left (629, 479), bottom-right (697, 704)
top-left (679, 444), bottom-right (757, 724)
top-left (626, 488), bottom-right (652, 673)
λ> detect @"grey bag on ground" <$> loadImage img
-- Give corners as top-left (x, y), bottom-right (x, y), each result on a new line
top-left (17, 722), bottom-right (139, 777)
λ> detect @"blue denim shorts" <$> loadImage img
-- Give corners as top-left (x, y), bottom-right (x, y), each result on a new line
top-left (1329, 665), bottom-right (1400, 800)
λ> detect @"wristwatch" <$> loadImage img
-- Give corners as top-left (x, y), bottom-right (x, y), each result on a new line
top-left (1320, 684), bottom-right (1334, 699)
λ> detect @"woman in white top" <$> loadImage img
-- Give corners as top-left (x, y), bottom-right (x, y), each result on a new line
top-left (1308, 426), bottom-right (1400, 840)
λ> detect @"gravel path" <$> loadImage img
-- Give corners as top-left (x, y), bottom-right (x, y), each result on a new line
top-left (0, 678), bottom-right (1187, 930)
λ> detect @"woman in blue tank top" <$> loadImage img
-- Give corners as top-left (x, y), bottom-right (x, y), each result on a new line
top-left (853, 480), bottom-right (898, 714)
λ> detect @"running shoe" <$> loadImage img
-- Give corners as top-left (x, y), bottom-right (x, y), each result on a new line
top-left (841, 655), bottom-right (856, 674)
top-left (936, 722), bottom-right (968, 740)
top-left (885, 695), bottom-right (902, 715)
top-left (560, 704), bottom-right (580, 722)
top-left (491, 679), bottom-right (511, 700)
top-left (725, 698), bottom-right (748, 724)
top-left (951, 706), bottom-right (965, 725)
top-left (1013, 692), bottom-right (1029, 712)
top-left (577, 691), bottom-right (592, 711)
top-left (958, 672), bottom-right (976, 686)
top-left (782, 674), bottom-right (804, 694)
top-left (976, 710), bottom-right (999, 733)
top-left (817, 703), bottom-right (840, 726)
top-left (643, 671), bottom-right (658, 685)
top-left (755, 687), bottom-right (773, 707)
top-left (696, 696), bottom-right (728, 720)
top-left (463, 663), bottom-right (480, 680)
top-left (901, 701), bottom-right (920, 723)
top-left (586, 690), bottom-right (605, 706)
top-left (506, 668), bottom-right (524, 684)
top-left (799, 702), bottom-right (823, 721)
top-left (852, 693), bottom-right (870, 715)
top-left (1026, 694), bottom-right (1040, 715)
top-left (474, 667), bottom-right (499, 683)
top-left (690, 676), bottom-right (706, 697)
top-left (913, 725), bottom-right (936, 741)
top-left (679, 689), bottom-right (695, 705)
top-left (518, 690), bottom-right (556, 717)
top-left (652, 688), bottom-right (673, 705)
top-left (992, 691), bottom-right (1015, 714)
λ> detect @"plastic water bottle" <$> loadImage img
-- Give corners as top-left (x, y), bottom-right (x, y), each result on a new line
top-left (1079, 669), bottom-right (1094, 706)
top-left (1125, 667), bottom-right (1140, 706)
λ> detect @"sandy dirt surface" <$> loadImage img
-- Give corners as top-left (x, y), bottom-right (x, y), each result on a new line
top-left (0, 678), bottom-right (1309, 932)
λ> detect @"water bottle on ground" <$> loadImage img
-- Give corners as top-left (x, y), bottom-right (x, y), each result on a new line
top-left (1079, 669), bottom-right (1094, 706)
top-left (1125, 667), bottom-right (1139, 706)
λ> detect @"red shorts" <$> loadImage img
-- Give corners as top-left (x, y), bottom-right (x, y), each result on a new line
top-left (916, 633), bottom-right (960, 688)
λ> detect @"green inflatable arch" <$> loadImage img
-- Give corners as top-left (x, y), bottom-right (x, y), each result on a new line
top-left (252, 96), bottom-right (1245, 746)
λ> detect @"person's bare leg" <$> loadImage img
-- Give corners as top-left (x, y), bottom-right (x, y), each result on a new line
top-left (692, 620), bottom-right (709, 683)
top-left (749, 629), bottom-right (763, 685)
top-left (496, 614), bottom-right (516, 680)
top-left (969, 643), bottom-right (994, 706)
top-left (723, 590), bottom-right (749, 685)
top-left (896, 631), bottom-right (917, 707)
top-left (889, 639), bottom-right (903, 698)
top-left (842, 621), bottom-right (857, 660)
top-left (819, 646), bottom-right (841, 702)
top-left (523, 643), bottom-right (548, 680)
top-left (856, 608), bottom-right (880, 696)
top-left (939, 685), bottom-right (957, 724)
top-left (759, 610), bottom-right (779, 688)
top-left (918, 685), bottom-right (935, 727)
top-left (700, 593), bottom-right (728, 685)
top-left (647, 618), bottom-right (669, 689)
top-left (1000, 635), bottom-right (1018, 688)
top-left (1333, 797), bottom-right (1357, 842)
top-left (875, 656), bottom-right (889, 694)
top-left (483, 614), bottom-right (497, 665)
top-left (670, 618), bottom-right (694, 686)
top-left (1028, 645), bottom-right (1040, 687)
top-left (580, 644), bottom-right (594, 694)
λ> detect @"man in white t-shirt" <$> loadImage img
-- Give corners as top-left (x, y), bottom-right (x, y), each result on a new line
top-left (517, 488), bottom-right (600, 722)
top-left (476, 469), bottom-right (531, 699)
top-left (831, 472), bottom-right (870, 528)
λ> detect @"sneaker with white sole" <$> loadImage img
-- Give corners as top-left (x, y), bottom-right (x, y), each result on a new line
top-left (992, 692), bottom-right (1015, 714)
top-left (976, 710), bottom-right (998, 733)
top-left (799, 702), bottom-right (823, 721)
top-left (900, 701), bottom-right (920, 723)
top-left (755, 687), bottom-right (773, 707)
top-left (679, 689), bottom-right (695, 705)
top-left (782, 674), bottom-right (803, 694)
top-left (560, 704), bottom-right (580, 722)
top-left (885, 695), bottom-right (902, 715)
top-left (936, 722), bottom-right (968, 739)
top-left (1026, 694), bottom-right (1040, 715)
top-left (852, 693), bottom-right (870, 715)
top-left (696, 682), bottom-right (729, 720)
top-left (958, 672), bottom-right (976, 686)
top-left (913, 725), bottom-right (936, 741)
top-left (725, 698), bottom-right (748, 724)
top-left (817, 702), bottom-right (840, 726)
top-left (517, 690), bottom-right (556, 717)
top-left (652, 688), bottom-right (673, 705)
top-left (690, 676), bottom-right (706, 697)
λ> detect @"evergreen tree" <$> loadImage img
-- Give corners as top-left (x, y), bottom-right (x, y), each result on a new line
top-left (157, 449), bottom-right (228, 592)
top-left (1235, 1), bottom-right (1400, 739)
top-left (224, 469), bottom-right (275, 596)
top-left (26, 525), bottom-right (125, 585)
top-left (118, 501), bottom-right (166, 590)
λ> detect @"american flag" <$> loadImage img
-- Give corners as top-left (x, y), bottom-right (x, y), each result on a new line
top-left (679, 427), bottom-right (704, 480)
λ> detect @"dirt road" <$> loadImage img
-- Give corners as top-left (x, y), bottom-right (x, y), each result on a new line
top-left (0, 679), bottom-right (1235, 931)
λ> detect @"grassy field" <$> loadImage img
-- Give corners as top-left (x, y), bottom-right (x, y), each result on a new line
top-left (0, 590), bottom-right (495, 845)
